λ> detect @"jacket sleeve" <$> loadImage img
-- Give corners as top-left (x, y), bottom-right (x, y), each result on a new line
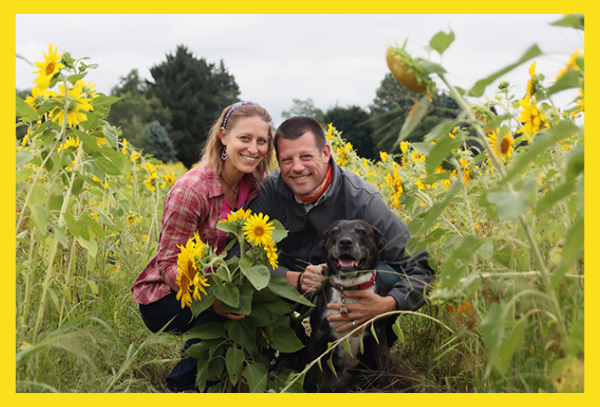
top-left (360, 193), bottom-right (435, 311)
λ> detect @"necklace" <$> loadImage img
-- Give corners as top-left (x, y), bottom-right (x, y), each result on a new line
top-left (220, 175), bottom-right (240, 195)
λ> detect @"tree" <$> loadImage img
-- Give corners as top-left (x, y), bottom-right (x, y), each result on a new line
top-left (369, 73), bottom-right (460, 154)
top-left (323, 105), bottom-right (375, 159)
top-left (144, 121), bottom-right (178, 163)
top-left (281, 98), bottom-right (325, 123)
top-left (108, 69), bottom-right (172, 148)
top-left (147, 45), bottom-right (240, 168)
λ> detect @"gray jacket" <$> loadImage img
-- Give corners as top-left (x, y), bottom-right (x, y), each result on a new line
top-left (248, 159), bottom-right (434, 311)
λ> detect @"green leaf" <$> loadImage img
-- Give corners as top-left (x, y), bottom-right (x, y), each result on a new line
top-left (486, 189), bottom-right (528, 219)
top-left (546, 69), bottom-right (583, 97)
top-left (29, 205), bottom-right (49, 234)
top-left (270, 219), bottom-right (288, 244)
top-left (240, 264), bottom-right (270, 291)
top-left (243, 363), bottom-right (268, 393)
top-left (326, 358), bottom-right (337, 377)
top-left (468, 44), bottom-right (543, 97)
top-left (225, 347), bottom-right (245, 386)
top-left (103, 122), bottom-right (119, 149)
top-left (392, 317), bottom-right (405, 343)
top-left (370, 323), bottom-right (379, 344)
top-left (429, 29), bottom-right (455, 56)
top-left (480, 303), bottom-right (505, 376)
top-left (270, 326), bottom-right (304, 353)
top-left (79, 111), bottom-right (101, 132)
top-left (62, 212), bottom-right (80, 237)
top-left (227, 319), bottom-right (256, 351)
top-left (396, 94), bottom-right (430, 146)
top-left (564, 145), bottom-right (584, 182)
top-left (91, 95), bottom-right (121, 117)
top-left (16, 149), bottom-right (34, 168)
top-left (190, 289), bottom-right (216, 317)
top-left (27, 184), bottom-right (46, 207)
top-left (424, 118), bottom-right (462, 143)
top-left (417, 179), bottom-right (463, 233)
top-left (438, 264), bottom-right (466, 288)
top-left (495, 317), bottom-right (527, 375)
top-left (80, 213), bottom-right (106, 240)
top-left (184, 322), bottom-right (226, 340)
top-left (221, 282), bottom-right (253, 315)
top-left (75, 130), bottom-right (100, 155)
top-left (411, 141), bottom-right (434, 156)
top-left (92, 147), bottom-right (124, 176)
top-left (536, 182), bottom-right (576, 215)
top-left (343, 340), bottom-right (353, 358)
top-left (425, 137), bottom-right (463, 175)
top-left (550, 14), bottom-right (584, 30)
top-left (52, 225), bottom-right (69, 249)
top-left (267, 275), bottom-right (315, 308)
top-left (551, 214), bottom-right (584, 286)
top-left (213, 280), bottom-right (239, 308)
top-left (77, 236), bottom-right (98, 258)
top-left (16, 96), bottom-right (38, 122)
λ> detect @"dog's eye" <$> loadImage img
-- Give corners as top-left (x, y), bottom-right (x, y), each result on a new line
top-left (354, 228), bottom-right (366, 235)
top-left (331, 228), bottom-right (340, 235)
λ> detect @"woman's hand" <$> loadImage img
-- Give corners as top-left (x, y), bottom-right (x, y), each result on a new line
top-left (211, 298), bottom-right (246, 320)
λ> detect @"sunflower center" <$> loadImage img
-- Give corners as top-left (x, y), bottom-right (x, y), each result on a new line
top-left (500, 137), bottom-right (511, 155)
top-left (46, 61), bottom-right (56, 75)
top-left (255, 227), bottom-right (264, 236)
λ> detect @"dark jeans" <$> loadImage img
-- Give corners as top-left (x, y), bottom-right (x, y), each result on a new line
top-left (138, 290), bottom-right (228, 392)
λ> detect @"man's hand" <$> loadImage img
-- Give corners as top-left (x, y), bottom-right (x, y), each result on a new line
top-left (211, 299), bottom-right (246, 321)
top-left (326, 290), bottom-right (396, 336)
top-left (300, 264), bottom-right (326, 293)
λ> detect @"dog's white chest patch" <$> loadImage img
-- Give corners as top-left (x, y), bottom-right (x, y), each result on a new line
top-left (323, 277), bottom-right (376, 369)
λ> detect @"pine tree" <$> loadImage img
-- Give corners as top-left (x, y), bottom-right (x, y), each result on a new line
top-left (148, 45), bottom-right (240, 168)
top-left (145, 121), bottom-right (177, 163)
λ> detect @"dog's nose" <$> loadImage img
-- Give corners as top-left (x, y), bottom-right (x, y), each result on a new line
top-left (339, 237), bottom-right (353, 248)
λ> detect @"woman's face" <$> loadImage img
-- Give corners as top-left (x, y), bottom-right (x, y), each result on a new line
top-left (220, 116), bottom-right (270, 175)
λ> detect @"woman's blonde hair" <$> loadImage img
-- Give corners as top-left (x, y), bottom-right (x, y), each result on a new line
top-left (201, 102), bottom-right (275, 181)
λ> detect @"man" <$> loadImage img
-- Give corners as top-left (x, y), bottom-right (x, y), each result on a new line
top-left (249, 116), bottom-right (434, 373)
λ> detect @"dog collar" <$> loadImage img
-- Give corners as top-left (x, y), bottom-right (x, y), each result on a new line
top-left (330, 271), bottom-right (376, 292)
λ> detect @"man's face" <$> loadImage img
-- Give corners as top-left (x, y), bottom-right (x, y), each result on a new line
top-left (277, 131), bottom-right (331, 198)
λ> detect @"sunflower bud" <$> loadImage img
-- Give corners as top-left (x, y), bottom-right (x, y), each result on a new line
top-left (386, 46), bottom-right (433, 94)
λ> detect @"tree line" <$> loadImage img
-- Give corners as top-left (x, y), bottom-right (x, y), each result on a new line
top-left (17, 44), bottom-right (461, 167)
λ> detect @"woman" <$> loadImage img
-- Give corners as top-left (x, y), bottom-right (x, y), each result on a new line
top-left (131, 101), bottom-right (274, 392)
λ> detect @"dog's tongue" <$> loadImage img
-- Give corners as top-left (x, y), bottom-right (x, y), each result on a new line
top-left (339, 259), bottom-right (358, 268)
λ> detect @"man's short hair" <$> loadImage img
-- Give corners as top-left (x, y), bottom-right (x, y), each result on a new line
top-left (274, 116), bottom-right (327, 157)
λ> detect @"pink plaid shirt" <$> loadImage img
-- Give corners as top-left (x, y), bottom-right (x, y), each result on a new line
top-left (131, 161), bottom-right (260, 305)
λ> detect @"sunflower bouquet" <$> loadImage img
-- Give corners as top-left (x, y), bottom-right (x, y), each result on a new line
top-left (174, 209), bottom-right (313, 392)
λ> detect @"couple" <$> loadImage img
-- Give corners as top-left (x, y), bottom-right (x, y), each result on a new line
top-left (131, 101), bottom-right (435, 392)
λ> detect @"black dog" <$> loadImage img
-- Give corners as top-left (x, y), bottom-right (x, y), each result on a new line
top-left (304, 219), bottom-right (392, 392)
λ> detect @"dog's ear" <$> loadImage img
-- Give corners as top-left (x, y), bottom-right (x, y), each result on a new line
top-left (372, 226), bottom-right (387, 250)
top-left (319, 227), bottom-right (330, 253)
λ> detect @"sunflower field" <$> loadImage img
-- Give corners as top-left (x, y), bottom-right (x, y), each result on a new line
top-left (15, 16), bottom-right (583, 393)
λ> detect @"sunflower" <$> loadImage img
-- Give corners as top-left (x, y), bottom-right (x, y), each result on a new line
top-left (32, 43), bottom-right (65, 90)
top-left (175, 232), bottom-right (207, 307)
top-left (264, 241), bottom-right (279, 269)
top-left (400, 141), bottom-right (410, 154)
top-left (50, 84), bottom-right (93, 127)
top-left (220, 208), bottom-right (252, 224)
top-left (379, 151), bottom-right (388, 162)
top-left (557, 48), bottom-right (583, 80)
top-left (487, 128), bottom-right (515, 163)
top-left (75, 79), bottom-right (99, 99)
top-left (243, 213), bottom-right (275, 247)
top-left (517, 95), bottom-right (547, 142)
top-left (24, 87), bottom-right (52, 112)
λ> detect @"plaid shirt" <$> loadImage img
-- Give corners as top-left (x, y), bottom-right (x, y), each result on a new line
top-left (131, 161), bottom-right (260, 305)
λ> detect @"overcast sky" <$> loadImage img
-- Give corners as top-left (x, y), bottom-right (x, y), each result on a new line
top-left (15, 14), bottom-right (583, 126)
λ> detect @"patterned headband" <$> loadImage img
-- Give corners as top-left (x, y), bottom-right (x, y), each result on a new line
top-left (222, 101), bottom-right (260, 128)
